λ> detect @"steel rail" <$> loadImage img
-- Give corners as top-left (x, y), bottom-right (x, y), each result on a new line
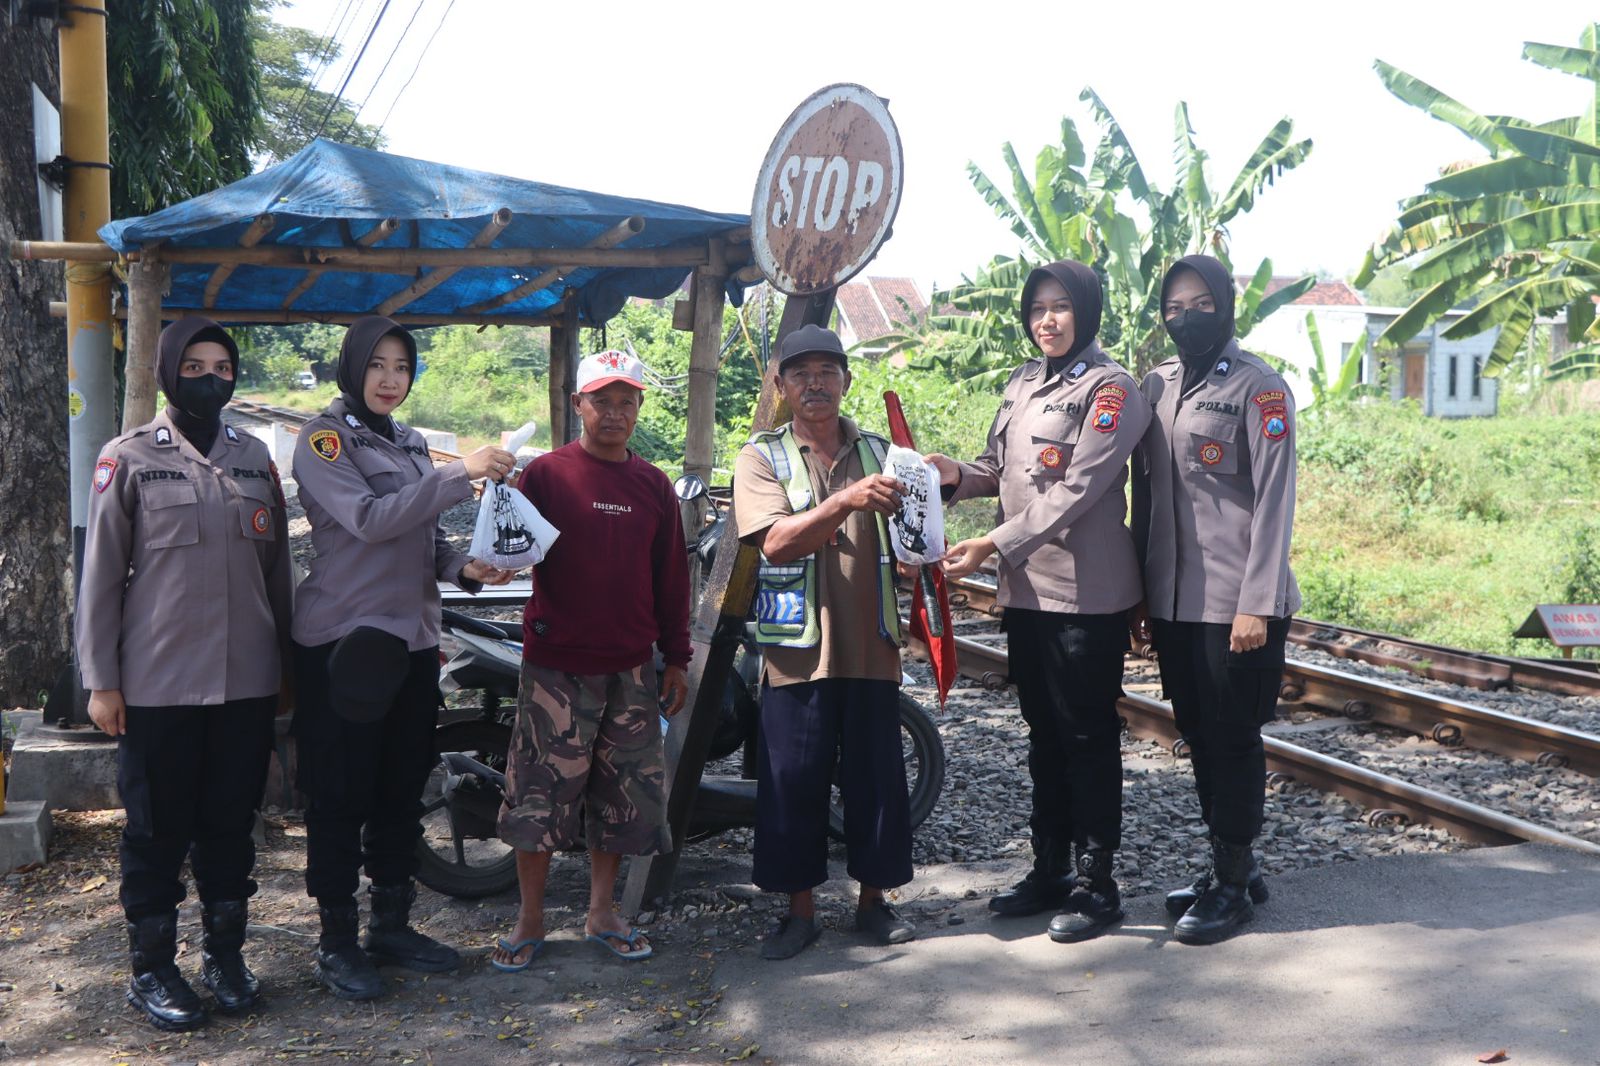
top-left (1280, 659), bottom-right (1600, 776)
top-left (907, 627), bottom-right (1600, 856)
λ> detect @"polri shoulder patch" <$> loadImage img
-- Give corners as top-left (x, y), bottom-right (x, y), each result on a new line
top-left (1253, 390), bottom-right (1289, 441)
top-left (309, 429), bottom-right (342, 463)
top-left (1090, 383), bottom-right (1125, 433)
top-left (93, 458), bottom-right (117, 493)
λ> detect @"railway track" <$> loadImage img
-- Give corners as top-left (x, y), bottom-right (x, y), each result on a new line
top-left (904, 624), bottom-right (1600, 857)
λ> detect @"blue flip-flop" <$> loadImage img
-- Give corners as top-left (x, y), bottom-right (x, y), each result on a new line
top-left (585, 928), bottom-right (653, 961)
top-left (490, 936), bottom-right (545, 973)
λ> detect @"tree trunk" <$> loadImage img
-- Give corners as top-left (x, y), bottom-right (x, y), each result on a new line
top-left (0, 25), bottom-right (71, 707)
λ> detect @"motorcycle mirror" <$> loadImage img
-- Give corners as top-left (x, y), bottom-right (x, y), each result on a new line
top-left (673, 473), bottom-right (709, 503)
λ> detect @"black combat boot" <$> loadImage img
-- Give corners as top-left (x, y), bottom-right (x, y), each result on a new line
top-left (126, 913), bottom-right (206, 1031)
top-left (363, 882), bottom-right (460, 972)
top-left (200, 900), bottom-right (261, 1013)
top-left (1047, 847), bottom-right (1124, 943)
top-left (1173, 836), bottom-right (1257, 944)
top-left (315, 899), bottom-right (383, 1000)
top-left (1164, 854), bottom-right (1269, 918)
top-left (989, 840), bottom-right (1076, 917)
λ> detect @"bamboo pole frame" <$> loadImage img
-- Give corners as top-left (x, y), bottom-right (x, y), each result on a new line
top-left (280, 217), bottom-right (399, 309)
top-left (682, 239), bottom-right (728, 484)
top-left (463, 216), bottom-right (645, 315)
top-left (123, 258), bottom-right (170, 429)
top-left (202, 213), bottom-right (276, 307)
top-left (374, 208), bottom-right (514, 316)
top-left (49, 301), bottom-right (560, 329)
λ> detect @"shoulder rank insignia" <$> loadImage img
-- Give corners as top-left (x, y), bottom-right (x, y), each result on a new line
top-left (1253, 390), bottom-right (1289, 441)
top-left (224, 425), bottom-right (239, 443)
top-left (309, 429), bottom-right (342, 463)
top-left (1067, 360), bottom-right (1088, 381)
top-left (154, 426), bottom-right (173, 446)
top-left (1214, 357), bottom-right (1232, 376)
top-left (344, 413), bottom-right (363, 430)
top-left (93, 458), bottom-right (117, 493)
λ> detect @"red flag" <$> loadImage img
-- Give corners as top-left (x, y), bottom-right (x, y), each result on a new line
top-left (883, 391), bottom-right (956, 708)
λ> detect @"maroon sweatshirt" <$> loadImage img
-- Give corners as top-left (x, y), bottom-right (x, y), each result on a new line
top-left (515, 441), bottom-right (692, 674)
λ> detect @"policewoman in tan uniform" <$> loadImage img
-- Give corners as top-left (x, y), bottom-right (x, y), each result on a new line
top-left (291, 315), bottom-right (514, 999)
top-left (1131, 253), bottom-right (1300, 945)
top-left (929, 260), bottom-right (1151, 943)
top-left (77, 316), bottom-right (292, 1030)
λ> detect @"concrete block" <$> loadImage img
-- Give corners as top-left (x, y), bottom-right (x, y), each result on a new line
top-left (243, 422), bottom-right (297, 472)
top-left (414, 427), bottom-right (457, 453)
top-left (0, 801), bottom-right (52, 873)
top-left (7, 723), bottom-right (120, 811)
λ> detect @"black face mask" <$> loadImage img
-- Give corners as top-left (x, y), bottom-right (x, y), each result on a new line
top-left (170, 372), bottom-right (235, 423)
top-left (1165, 308), bottom-right (1227, 360)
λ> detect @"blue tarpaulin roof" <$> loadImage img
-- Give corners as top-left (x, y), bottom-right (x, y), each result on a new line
top-left (99, 139), bottom-right (749, 327)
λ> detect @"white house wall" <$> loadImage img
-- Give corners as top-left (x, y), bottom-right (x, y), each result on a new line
top-left (1430, 327), bottom-right (1499, 417)
top-left (1241, 306), bottom-right (1369, 409)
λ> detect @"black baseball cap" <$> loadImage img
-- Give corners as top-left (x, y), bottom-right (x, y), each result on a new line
top-left (776, 324), bottom-right (849, 373)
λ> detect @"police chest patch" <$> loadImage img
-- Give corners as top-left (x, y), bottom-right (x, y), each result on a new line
top-left (309, 429), bottom-right (341, 463)
top-left (1199, 441), bottom-right (1224, 466)
top-left (93, 458), bottom-right (116, 493)
top-left (251, 507), bottom-right (270, 534)
top-left (1039, 445), bottom-right (1063, 469)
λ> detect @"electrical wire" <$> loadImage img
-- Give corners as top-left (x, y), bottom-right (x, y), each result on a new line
top-left (272, 0), bottom-right (363, 161)
top-left (371, 0), bottom-right (456, 138)
top-left (334, 0), bottom-right (430, 142)
top-left (306, 0), bottom-right (396, 144)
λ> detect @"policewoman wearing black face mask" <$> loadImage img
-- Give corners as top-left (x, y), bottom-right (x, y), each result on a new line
top-left (927, 261), bottom-right (1151, 943)
top-left (290, 315), bottom-right (515, 1000)
top-left (1130, 254), bottom-right (1300, 945)
top-left (77, 316), bottom-right (294, 1030)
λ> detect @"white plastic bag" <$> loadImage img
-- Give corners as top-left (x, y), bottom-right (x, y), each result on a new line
top-left (885, 444), bottom-right (946, 566)
top-left (469, 427), bottom-right (560, 570)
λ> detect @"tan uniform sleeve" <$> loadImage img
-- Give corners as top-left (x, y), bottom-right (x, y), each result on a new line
top-left (989, 375), bottom-right (1153, 563)
top-left (1239, 377), bottom-right (1297, 617)
top-left (293, 422), bottom-right (473, 543)
top-left (733, 443), bottom-right (793, 541)
top-left (75, 443), bottom-right (134, 692)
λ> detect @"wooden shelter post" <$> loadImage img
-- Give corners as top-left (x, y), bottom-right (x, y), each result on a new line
top-left (623, 290), bottom-right (837, 915)
top-left (122, 257), bottom-right (169, 430)
top-left (682, 240), bottom-right (727, 485)
top-left (547, 300), bottom-right (581, 446)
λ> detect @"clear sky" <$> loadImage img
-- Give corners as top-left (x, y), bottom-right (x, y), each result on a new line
top-left (277, 0), bottom-right (1596, 290)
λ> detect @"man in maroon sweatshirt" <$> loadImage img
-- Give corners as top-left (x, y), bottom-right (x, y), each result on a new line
top-left (491, 350), bottom-right (691, 968)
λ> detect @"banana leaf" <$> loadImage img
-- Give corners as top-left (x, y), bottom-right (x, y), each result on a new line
top-left (1406, 199), bottom-right (1600, 288)
top-left (1426, 155), bottom-right (1567, 198)
top-left (1217, 118), bottom-right (1313, 224)
top-left (1547, 342), bottom-right (1600, 377)
top-left (1497, 125), bottom-right (1600, 168)
top-left (1374, 58), bottom-right (1507, 154)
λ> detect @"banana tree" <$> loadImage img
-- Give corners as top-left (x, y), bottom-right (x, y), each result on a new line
top-left (1356, 22), bottom-right (1600, 378)
top-left (880, 88), bottom-right (1313, 386)
top-left (1304, 312), bottom-right (1376, 412)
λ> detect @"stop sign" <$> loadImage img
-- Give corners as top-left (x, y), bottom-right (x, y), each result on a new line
top-left (751, 84), bottom-right (903, 296)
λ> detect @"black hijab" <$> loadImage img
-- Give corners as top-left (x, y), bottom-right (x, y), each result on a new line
top-left (1161, 254), bottom-right (1237, 391)
top-left (157, 315), bottom-right (237, 455)
top-left (1019, 260), bottom-right (1102, 365)
top-left (337, 315), bottom-right (418, 440)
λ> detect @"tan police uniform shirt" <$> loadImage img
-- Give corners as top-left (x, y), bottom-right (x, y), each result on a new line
top-left (733, 416), bottom-right (902, 687)
top-left (292, 397), bottom-right (478, 652)
top-left (76, 411), bottom-right (293, 706)
top-left (949, 342), bottom-right (1151, 616)
top-left (1133, 340), bottom-right (1301, 624)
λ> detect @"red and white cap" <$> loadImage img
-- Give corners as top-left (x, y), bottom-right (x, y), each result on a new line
top-left (576, 349), bottom-right (649, 393)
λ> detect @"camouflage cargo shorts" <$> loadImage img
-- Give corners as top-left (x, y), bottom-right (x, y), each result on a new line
top-left (496, 660), bottom-right (672, 856)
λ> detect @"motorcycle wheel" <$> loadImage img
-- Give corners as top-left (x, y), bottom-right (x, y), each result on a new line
top-left (415, 718), bottom-right (519, 899)
top-left (826, 692), bottom-right (945, 843)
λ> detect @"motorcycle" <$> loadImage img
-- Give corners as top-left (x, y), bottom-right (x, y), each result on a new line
top-left (414, 476), bottom-right (947, 900)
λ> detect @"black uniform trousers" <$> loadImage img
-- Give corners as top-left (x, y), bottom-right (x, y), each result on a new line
top-left (1004, 608), bottom-right (1127, 856)
top-left (753, 678), bottom-right (913, 894)
top-left (117, 697), bottom-right (277, 921)
top-left (1152, 617), bottom-right (1291, 845)
top-left (292, 640), bottom-right (440, 902)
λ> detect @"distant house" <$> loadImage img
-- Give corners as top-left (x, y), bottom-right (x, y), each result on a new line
top-left (832, 276), bottom-right (929, 354)
top-left (1242, 276), bottom-right (1499, 417)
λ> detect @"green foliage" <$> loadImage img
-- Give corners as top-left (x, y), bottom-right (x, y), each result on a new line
top-left (405, 327), bottom-right (548, 443)
top-left (1560, 523), bottom-right (1600, 604)
top-left (887, 90), bottom-right (1312, 387)
top-left (1304, 312), bottom-right (1377, 414)
top-left (252, 0), bottom-right (384, 161)
top-left (108, 0), bottom-right (259, 217)
top-left (1359, 23), bottom-right (1600, 379)
top-left (258, 350), bottom-right (306, 390)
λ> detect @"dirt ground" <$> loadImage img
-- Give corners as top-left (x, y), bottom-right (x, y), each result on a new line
top-left (0, 811), bottom-right (851, 1065)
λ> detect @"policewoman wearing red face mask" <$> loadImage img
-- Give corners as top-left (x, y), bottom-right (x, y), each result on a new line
top-left (1131, 254), bottom-right (1300, 945)
top-left (77, 315), bottom-right (293, 1030)
top-left (927, 261), bottom-right (1151, 945)
top-left (290, 315), bottom-right (516, 1000)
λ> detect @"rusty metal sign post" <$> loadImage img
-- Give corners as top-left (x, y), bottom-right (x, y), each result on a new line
top-left (623, 84), bottom-right (903, 913)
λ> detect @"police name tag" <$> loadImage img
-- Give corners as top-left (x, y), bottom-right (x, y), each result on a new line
top-left (885, 444), bottom-right (946, 566)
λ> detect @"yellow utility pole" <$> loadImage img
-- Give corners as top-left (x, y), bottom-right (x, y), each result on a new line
top-left (59, 0), bottom-right (114, 729)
